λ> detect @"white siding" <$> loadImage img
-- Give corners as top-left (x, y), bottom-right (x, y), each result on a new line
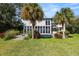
top-left (21, 19), bottom-right (47, 26)
top-left (22, 19), bottom-right (52, 36)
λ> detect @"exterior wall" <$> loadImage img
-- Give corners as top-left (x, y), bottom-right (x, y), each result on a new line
top-left (22, 18), bottom-right (52, 36)
top-left (21, 19), bottom-right (48, 26)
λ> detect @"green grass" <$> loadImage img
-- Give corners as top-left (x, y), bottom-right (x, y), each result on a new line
top-left (0, 34), bottom-right (79, 56)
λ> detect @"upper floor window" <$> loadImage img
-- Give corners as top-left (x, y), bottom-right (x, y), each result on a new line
top-left (46, 20), bottom-right (50, 25)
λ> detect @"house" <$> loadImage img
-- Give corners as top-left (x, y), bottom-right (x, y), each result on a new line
top-left (21, 18), bottom-right (63, 37)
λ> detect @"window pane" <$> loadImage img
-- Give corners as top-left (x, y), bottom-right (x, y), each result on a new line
top-left (48, 21), bottom-right (50, 25)
top-left (29, 26), bottom-right (32, 31)
top-left (46, 26), bottom-right (47, 33)
top-left (40, 26), bottom-right (42, 33)
top-left (39, 26), bottom-right (41, 33)
top-left (43, 26), bottom-right (45, 33)
top-left (46, 20), bottom-right (48, 25)
top-left (47, 26), bottom-right (50, 33)
top-left (38, 26), bottom-right (39, 33)
top-left (27, 26), bottom-right (29, 31)
top-left (39, 26), bottom-right (42, 33)
top-left (35, 26), bottom-right (37, 31)
top-left (46, 20), bottom-right (50, 25)
top-left (46, 26), bottom-right (50, 33)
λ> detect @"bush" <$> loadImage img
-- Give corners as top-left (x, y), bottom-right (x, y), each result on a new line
top-left (54, 31), bottom-right (70, 39)
top-left (34, 30), bottom-right (40, 39)
top-left (27, 31), bottom-right (32, 38)
top-left (65, 30), bottom-right (70, 36)
top-left (4, 30), bottom-right (20, 40)
top-left (25, 30), bottom-right (40, 39)
top-left (0, 32), bottom-right (5, 38)
top-left (24, 36), bottom-right (30, 40)
top-left (54, 32), bottom-right (62, 39)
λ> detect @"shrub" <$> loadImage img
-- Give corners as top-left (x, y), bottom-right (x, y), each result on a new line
top-left (24, 36), bottom-right (30, 40)
top-left (27, 31), bottom-right (32, 38)
top-left (4, 30), bottom-right (20, 40)
top-left (25, 30), bottom-right (40, 39)
top-left (54, 32), bottom-right (62, 39)
top-left (65, 30), bottom-right (70, 36)
top-left (54, 31), bottom-right (70, 39)
top-left (0, 32), bottom-right (5, 38)
top-left (34, 30), bottom-right (40, 39)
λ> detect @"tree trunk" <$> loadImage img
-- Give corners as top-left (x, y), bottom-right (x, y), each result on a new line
top-left (32, 24), bottom-right (35, 39)
top-left (62, 23), bottom-right (66, 39)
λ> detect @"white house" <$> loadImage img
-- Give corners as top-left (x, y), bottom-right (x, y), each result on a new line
top-left (21, 18), bottom-right (63, 37)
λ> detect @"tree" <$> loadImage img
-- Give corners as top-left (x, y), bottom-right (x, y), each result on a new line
top-left (0, 3), bottom-right (16, 32)
top-left (60, 8), bottom-right (75, 25)
top-left (54, 12), bottom-right (67, 38)
top-left (60, 8), bottom-right (75, 34)
top-left (21, 3), bottom-right (44, 39)
top-left (53, 8), bottom-right (74, 38)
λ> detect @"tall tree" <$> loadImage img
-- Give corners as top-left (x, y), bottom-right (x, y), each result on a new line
top-left (60, 8), bottom-right (74, 25)
top-left (21, 3), bottom-right (44, 39)
top-left (53, 8), bottom-right (74, 38)
top-left (54, 12), bottom-right (66, 38)
top-left (0, 3), bottom-right (16, 32)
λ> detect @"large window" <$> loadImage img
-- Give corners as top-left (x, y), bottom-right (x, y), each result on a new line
top-left (29, 26), bottom-right (32, 31)
top-left (35, 26), bottom-right (38, 31)
top-left (27, 26), bottom-right (32, 31)
top-left (38, 26), bottom-right (42, 33)
top-left (46, 20), bottom-right (50, 25)
top-left (43, 26), bottom-right (45, 33)
top-left (46, 26), bottom-right (50, 33)
top-left (27, 26), bottom-right (29, 31)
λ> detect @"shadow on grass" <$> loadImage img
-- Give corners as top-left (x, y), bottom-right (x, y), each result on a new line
top-left (68, 35), bottom-right (73, 38)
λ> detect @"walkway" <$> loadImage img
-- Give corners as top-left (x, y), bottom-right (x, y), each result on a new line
top-left (12, 34), bottom-right (27, 40)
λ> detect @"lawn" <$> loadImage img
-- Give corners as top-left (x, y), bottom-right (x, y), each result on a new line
top-left (0, 34), bottom-right (79, 56)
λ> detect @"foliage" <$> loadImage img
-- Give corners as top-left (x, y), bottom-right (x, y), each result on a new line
top-left (24, 30), bottom-right (40, 40)
top-left (27, 31), bottom-right (32, 39)
top-left (0, 32), bottom-right (5, 38)
top-left (0, 3), bottom-right (23, 32)
top-left (24, 36), bottom-right (30, 40)
top-left (34, 30), bottom-right (40, 39)
top-left (0, 4), bottom-right (16, 32)
top-left (54, 30), bottom-right (70, 39)
top-left (66, 17), bottom-right (79, 34)
top-left (54, 32), bottom-right (62, 39)
top-left (4, 30), bottom-right (20, 40)
top-left (21, 3), bottom-right (44, 39)
top-left (53, 7), bottom-right (75, 37)
top-left (60, 8), bottom-right (75, 24)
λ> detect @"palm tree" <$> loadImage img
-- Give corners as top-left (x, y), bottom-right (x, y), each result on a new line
top-left (21, 3), bottom-right (44, 39)
top-left (53, 8), bottom-right (74, 39)
top-left (60, 8), bottom-right (74, 25)
top-left (54, 12), bottom-right (67, 38)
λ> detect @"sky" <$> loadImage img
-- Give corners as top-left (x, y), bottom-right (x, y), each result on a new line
top-left (39, 3), bottom-right (79, 18)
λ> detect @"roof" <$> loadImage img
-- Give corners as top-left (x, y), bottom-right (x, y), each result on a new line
top-left (43, 18), bottom-right (52, 20)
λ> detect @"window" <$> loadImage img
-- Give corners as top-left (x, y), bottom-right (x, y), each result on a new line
top-left (38, 26), bottom-right (42, 33)
top-left (43, 26), bottom-right (45, 33)
top-left (29, 26), bottom-right (32, 31)
top-left (46, 26), bottom-right (50, 33)
top-left (35, 26), bottom-right (37, 31)
top-left (40, 26), bottom-right (42, 33)
top-left (46, 20), bottom-right (50, 25)
top-left (37, 26), bottom-right (42, 33)
top-left (27, 26), bottom-right (29, 31)
top-left (38, 26), bottom-right (39, 33)
top-left (26, 26), bottom-right (32, 32)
